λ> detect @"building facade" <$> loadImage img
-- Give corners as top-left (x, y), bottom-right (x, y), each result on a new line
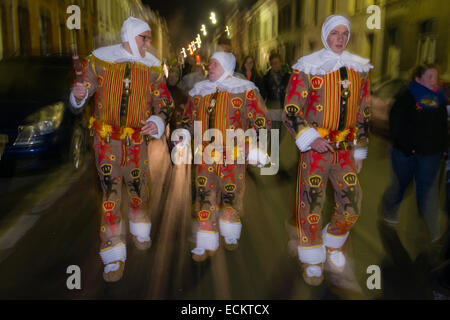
top-left (0, 0), bottom-right (171, 61)
top-left (224, 0), bottom-right (449, 84)
top-left (0, 0), bottom-right (97, 58)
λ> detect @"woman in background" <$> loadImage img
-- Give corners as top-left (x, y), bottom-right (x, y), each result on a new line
top-left (383, 64), bottom-right (448, 245)
top-left (239, 55), bottom-right (263, 92)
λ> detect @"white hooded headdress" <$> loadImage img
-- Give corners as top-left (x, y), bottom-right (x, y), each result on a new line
top-left (321, 15), bottom-right (351, 50)
top-left (92, 17), bottom-right (161, 67)
top-left (189, 52), bottom-right (257, 97)
top-left (210, 52), bottom-right (236, 81)
top-left (120, 17), bottom-right (151, 59)
top-left (292, 15), bottom-right (372, 74)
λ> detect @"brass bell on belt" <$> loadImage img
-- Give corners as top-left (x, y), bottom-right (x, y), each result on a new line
top-left (342, 88), bottom-right (351, 99)
top-left (125, 133), bottom-right (131, 147)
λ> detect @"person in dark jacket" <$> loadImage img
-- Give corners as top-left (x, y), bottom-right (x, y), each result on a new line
top-left (238, 56), bottom-right (264, 92)
top-left (261, 53), bottom-right (291, 132)
top-left (167, 66), bottom-right (188, 133)
top-left (382, 64), bottom-right (448, 243)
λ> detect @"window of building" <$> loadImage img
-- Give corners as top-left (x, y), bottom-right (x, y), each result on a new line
top-left (278, 8), bottom-right (283, 33)
top-left (285, 42), bottom-right (296, 65)
top-left (314, 0), bottom-right (319, 26)
top-left (348, 0), bottom-right (356, 16)
top-left (355, 0), bottom-right (362, 13)
top-left (388, 27), bottom-right (399, 47)
top-left (249, 17), bottom-right (259, 43)
top-left (296, 0), bottom-right (303, 28)
top-left (256, 17), bottom-right (260, 41)
top-left (59, 23), bottom-right (66, 54)
top-left (385, 27), bottom-right (400, 80)
top-left (40, 12), bottom-right (52, 55)
top-left (18, 6), bottom-right (31, 56)
top-left (278, 4), bottom-right (291, 34)
top-left (272, 14), bottom-right (276, 38)
top-left (417, 19), bottom-right (437, 64)
top-left (263, 20), bottom-right (267, 40)
top-left (249, 19), bottom-right (254, 43)
top-left (367, 33), bottom-right (375, 62)
top-left (1, 5), bottom-right (10, 57)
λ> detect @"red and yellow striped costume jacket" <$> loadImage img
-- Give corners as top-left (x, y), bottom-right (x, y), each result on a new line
top-left (182, 89), bottom-right (270, 154)
top-left (80, 55), bottom-right (171, 130)
top-left (282, 67), bottom-right (370, 147)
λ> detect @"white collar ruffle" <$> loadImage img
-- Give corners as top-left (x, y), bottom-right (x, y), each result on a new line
top-left (292, 49), bottom-right (373, 75)
top-left (92, 44), bottom-right (161, 68)
top-left (189, 75), bottom-right (258, 97)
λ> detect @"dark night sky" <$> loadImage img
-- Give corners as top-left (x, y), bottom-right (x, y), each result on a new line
top-left (142, 0), bottom-right (257, 51)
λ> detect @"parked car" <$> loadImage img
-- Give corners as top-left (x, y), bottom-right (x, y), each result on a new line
top-left (370, 78), bottom-right (408, 136)
top-left (0, 56), bottom-right (89, 176)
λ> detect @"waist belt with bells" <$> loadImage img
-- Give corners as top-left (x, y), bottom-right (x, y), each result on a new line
top-left (89, 117), bottom-right (142, 145)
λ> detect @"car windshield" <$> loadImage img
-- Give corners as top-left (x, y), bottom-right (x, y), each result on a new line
top-left (0, 58), bottom-right (73, 100)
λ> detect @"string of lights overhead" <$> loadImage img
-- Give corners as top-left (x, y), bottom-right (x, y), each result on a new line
top-left (179, 11), bottom-right (230, 58)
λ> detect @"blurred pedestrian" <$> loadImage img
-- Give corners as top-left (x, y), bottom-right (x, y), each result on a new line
top-left (239, 55), bottom-right (264, 92)
top-left (167, 65), bottom-right (188, 133)
top-left (382, 64), bottom-right (448, 243)
top-left (282, 15), bottom-right (373, 286)
top-left (146, 65), bottom-right (186, 224)
top-left (216, 34), bottom-right (232, 53)
top-left (261, 53), bottom-right (291, 132)
top-left (181, 55), bottom-right (195, 78)
top-left (178, 64), bottom-right (206, 95)
top-left (70, 17), bottom-right (172, 282)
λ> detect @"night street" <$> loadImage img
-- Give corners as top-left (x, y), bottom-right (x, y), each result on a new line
top-left (0, 132), bottom-right (447, 299)
top-left (0, 0), bottom-right (449, 305)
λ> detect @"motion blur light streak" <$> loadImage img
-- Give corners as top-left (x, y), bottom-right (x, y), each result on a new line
top-left (210, 248), bottom-right (232, 299)
top-left (146, 161), bottom-right (192, 298)
top-left (210, 12), bottom-right (217, 25)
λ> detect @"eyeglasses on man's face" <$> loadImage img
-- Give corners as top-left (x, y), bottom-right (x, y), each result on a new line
top-left (138, 35), bottom-right (152, 42)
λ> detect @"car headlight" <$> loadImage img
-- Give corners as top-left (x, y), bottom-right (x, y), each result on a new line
top-left (13, 102), bottom-right (64, 146)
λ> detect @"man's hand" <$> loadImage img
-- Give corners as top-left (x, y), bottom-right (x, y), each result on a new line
top-left (72, 82), bottom-right (88, 103)
top-left (140, 120), bottom-right (158, 136)
top-left (355, 159), bottom-right (363, 173)
top-left (310, 138), bottom-right (334, 153)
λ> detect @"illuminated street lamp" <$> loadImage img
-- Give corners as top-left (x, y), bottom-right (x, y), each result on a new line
top-left (187, 41), bottom-right (196, 55)
top-left (201, 24), bottom-right (207, 36)
top-left (180, 48), bottom-right (187, 58)
top-left (195, 34), bottom-right (202, 48)
top-left (210, 12), bottom-right (217, 24)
